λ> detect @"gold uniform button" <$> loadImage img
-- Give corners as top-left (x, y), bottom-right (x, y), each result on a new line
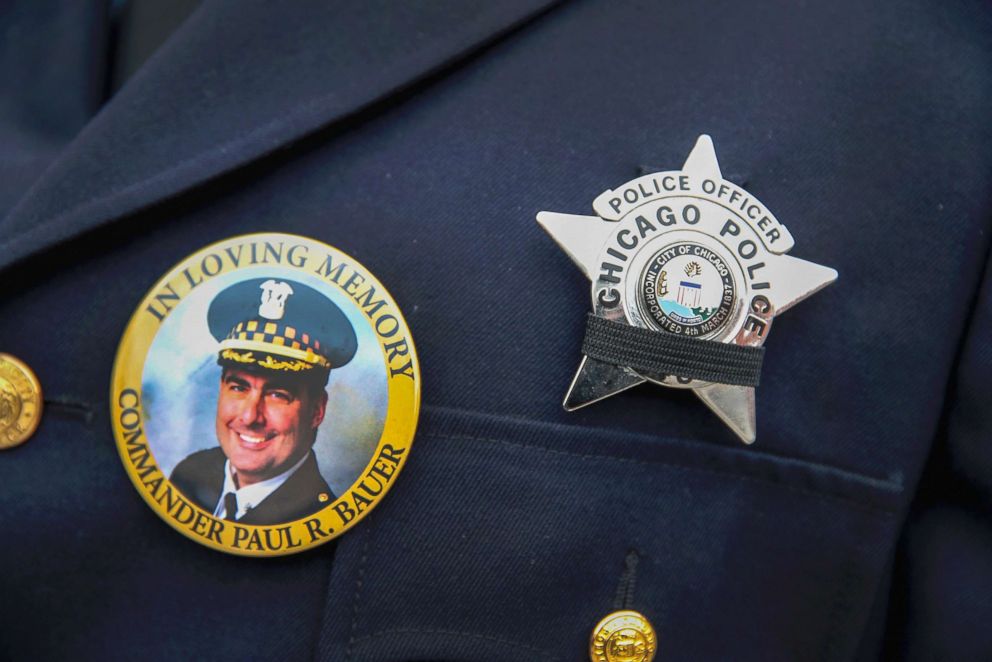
top-left (590, 610), bottom-right (657, 662)
top-left (0, 353), bottom-right (43, 450)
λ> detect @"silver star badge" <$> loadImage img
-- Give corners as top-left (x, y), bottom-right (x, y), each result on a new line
top-left (537, 135), bottom-right (837, 443)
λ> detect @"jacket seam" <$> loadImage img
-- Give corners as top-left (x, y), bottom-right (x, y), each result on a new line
top-left (343, 521), bottom-right (373, 662)
top-left (348, 628), bottom-right (560, 661)
top-left (423, 405), bottom-right (902, 490)
top-left (425, 432), bottom-right (900, 516)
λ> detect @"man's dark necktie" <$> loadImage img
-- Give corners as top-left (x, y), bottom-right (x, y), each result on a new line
top-left (223, 492), bottom-right (238, 521)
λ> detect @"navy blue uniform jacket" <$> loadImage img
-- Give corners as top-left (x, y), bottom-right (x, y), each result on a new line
top-left (0, 1), bottom-right (990, 660)
top-left (170, 448), bottom-right (333, 526)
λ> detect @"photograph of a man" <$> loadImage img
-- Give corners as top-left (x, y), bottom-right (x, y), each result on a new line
top-left (170, 278), bottom-right (357, 526)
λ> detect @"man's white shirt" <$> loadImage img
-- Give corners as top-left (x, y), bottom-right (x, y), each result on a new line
top-left (212, 451), bottom-right (311, 520)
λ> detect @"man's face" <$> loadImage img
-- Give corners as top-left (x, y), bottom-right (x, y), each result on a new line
top-left (215, 369), bottom-right (327, 487)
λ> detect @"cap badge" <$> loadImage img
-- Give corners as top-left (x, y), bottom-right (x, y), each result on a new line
top-left (111, 233), bottom-right (420, 556)
top-left (537, 135), bottom-right (837, 443)
top-left (258, 279), bottom-right (293, 320)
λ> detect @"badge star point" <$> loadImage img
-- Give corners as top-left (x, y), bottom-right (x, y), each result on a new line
top-left (536, 211), bottom-right (610, 280)
top-left (695, 384), bottom-right (757, 445)
top-left (562, 356), bottom-right (645, 411)
top-left (764, 254), bottom-right (839, 315)
top-left (681, 134), bottom-right (723, 180)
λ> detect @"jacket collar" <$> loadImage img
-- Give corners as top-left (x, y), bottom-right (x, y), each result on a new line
top-left (0, 0), bottom-right (564, 273)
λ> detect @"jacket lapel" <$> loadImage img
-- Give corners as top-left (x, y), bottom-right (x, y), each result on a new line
top-left (239, 453), bottom-right (332, 526)
top-left (0, 0), bottom-right (565, 273)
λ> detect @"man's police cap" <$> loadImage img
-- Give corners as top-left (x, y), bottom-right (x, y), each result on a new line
top-left (207, 278), bottom-right (357, 385)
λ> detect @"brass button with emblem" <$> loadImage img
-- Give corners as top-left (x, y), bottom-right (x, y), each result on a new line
top-left (0, 353), bottom-right (43, 450)
top-left (590, 610), bottom-right (657, 662)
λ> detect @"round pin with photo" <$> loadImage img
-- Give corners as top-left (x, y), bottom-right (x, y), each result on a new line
top-left (111, 233), bottom-right (420, 556)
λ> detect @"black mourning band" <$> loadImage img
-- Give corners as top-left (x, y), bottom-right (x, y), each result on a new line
top-left (581, 314), bottom-right (764, 387)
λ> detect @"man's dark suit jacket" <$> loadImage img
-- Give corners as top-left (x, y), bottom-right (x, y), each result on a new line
top-left (0, 1), bottom-right (990, 660)
top-left (170, 448), bottom-right (332, 526)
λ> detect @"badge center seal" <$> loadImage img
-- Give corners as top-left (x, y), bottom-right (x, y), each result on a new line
top-left (639, 240), bottom-right (736, 337)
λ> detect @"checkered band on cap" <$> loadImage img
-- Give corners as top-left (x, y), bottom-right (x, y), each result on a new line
top-left (208, 277), bottom-right (357, 374)
top-left (218, 319), bottom-right (331, 370)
